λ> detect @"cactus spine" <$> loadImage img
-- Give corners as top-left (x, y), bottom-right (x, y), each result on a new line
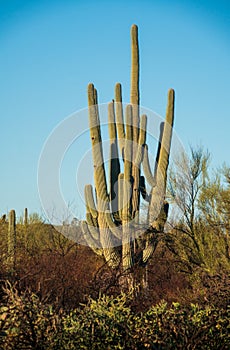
top-left (82, 25), bottom-right (175, 277)
top-left (8, 209), bottom-right (16, 272)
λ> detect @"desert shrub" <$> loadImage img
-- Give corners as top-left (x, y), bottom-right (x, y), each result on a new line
top-left (61, 292), bottom-right (134, 349)
top-left (1, 284), bottom-right (229, 350)
top-left (0, 282), bottom-right (62, 349)
top-left (134, 301), bottom-right (230, 349)
top-left (0, 219), bottom-right (104, 310)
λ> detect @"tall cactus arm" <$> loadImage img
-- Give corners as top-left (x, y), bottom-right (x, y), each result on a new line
top-left (155, 89), bottom-right (175, 188)
top-left (88, 82), bottom-right (96, 106)
top-left (148, 89), bottom-right (175, 225)
top-left (115, 83), bottom-right (125, 154)
top-left (130, 23), bottom-right (140, 141)
top-left (108, 101), bottom-right (117, 141)
top-left (134, 114), bottom-right (147, 167)
top-left (130, 24), bottom-right (140, 107)
top-left (88, 84), bottom-right (121, 267)
top-left (130, 24), bottom-right (141, 222)
top-left (88, 83), bottom-right (109, 213)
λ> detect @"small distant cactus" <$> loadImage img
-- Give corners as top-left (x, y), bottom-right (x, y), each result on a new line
top-left (7, 209), bottom-right (16, 272)
top-left (0, 214), bottom-right (6, 223)
top-left (81, 25), bottom-right (175, 278)
top-left (24, 208), bottom-right (28, 225)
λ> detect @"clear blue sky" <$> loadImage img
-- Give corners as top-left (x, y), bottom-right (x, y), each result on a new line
top-left (1, 0), bottom-right (230, 220)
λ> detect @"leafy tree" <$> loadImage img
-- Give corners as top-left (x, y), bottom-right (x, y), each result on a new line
top-left (167, 147), bottom-right (230, 274)
top-left (198, 166), bottom-right (230, 271)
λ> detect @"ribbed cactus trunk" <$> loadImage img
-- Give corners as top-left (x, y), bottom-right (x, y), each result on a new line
top-left (7, 209), bottom-right (16, 273)
top-left (81, 24), bottom-right (175, 291)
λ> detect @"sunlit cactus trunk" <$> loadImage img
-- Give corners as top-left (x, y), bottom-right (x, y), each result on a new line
top-left (81, 24), bottom-right (175, 291)
top-left (7, 209), bottom-right (16, 273)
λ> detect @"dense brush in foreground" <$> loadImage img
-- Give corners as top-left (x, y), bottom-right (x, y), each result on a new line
top-left (0, 284), bottom-right (229, 350)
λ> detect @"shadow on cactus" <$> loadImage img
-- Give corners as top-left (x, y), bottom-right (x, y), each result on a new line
top-left (81, 25), bottom-right (175, 285)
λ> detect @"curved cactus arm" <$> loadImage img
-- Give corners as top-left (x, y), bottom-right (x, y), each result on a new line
top-left (104, 210), bottom-right (122, 240)
top-left (81, 220), bottom-right (103, 255)
top-left (115, 83), bottom-right (125, 154)
top-left (142, 145), bottom-right (156, 188)
top-left (148, 89), bottom-right (174, 225)
top-left (86, 212), bottom-right (100, 240)
top-left (84, 184), bottom-right (98, 219)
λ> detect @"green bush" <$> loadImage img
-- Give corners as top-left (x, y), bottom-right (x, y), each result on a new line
top-left (134, 301), bottom-right (230, 349)
top-left (61, 293), bottom-right (133, 349)
top-left (1, 284), bottom-right (229, 349)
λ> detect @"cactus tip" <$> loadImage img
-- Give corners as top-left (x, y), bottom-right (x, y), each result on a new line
top-left (168, 88), bottom-right (175, 97)
top-left (88, 83), bottom-right (94, 90)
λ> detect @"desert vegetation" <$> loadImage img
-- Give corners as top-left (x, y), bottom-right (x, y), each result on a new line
top-left (1, 24), bottom-right (229, 349)
top-left (0, 149), bottom-right (229, 348)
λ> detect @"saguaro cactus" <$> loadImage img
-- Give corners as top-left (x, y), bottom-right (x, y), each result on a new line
top-left (81, 25), bottom-right (175, 279)
top-left (24, 208), bottom-right (28, 226)
top-left (7, 209), bottom-right (16, 272)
